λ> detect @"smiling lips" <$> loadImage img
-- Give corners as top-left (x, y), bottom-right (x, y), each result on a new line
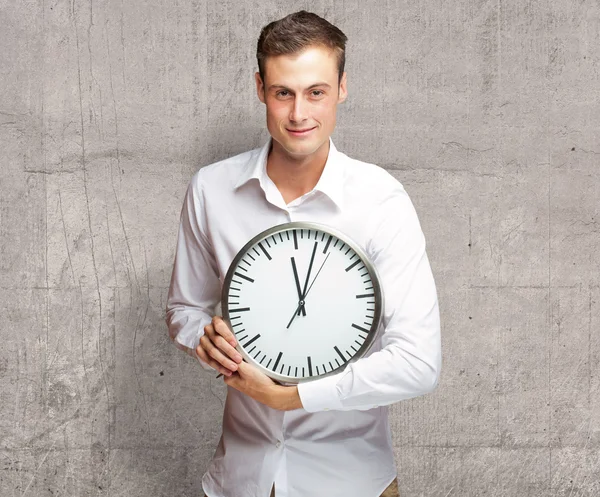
top-left (287, 127), bottom-right (316, 136)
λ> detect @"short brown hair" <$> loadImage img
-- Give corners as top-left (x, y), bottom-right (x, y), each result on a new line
top-left (256, 10), bottom-right (348, 86)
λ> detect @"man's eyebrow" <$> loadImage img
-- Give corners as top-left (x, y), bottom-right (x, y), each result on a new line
top-left (268, 82), bottom-right (332, 91)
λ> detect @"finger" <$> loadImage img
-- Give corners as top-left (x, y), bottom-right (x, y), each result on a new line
top-left (195, 342), bottom-right (235, 377)
top-left (212, 316), bottom-right (238, 347)
top-left (213, 333), bottom-right (243, 364)
top-left (199, 335), bottom-right (239, 373)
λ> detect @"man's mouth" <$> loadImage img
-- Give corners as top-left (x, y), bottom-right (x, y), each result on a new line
top-left (287, 127), bottom-right (316, 136)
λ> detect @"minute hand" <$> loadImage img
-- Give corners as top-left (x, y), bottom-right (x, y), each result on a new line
top-left (286, 252), bottom-right (330, 329)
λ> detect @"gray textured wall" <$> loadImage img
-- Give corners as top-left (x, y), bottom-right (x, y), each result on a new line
top-left (1, 1), bottom-right (598, 496)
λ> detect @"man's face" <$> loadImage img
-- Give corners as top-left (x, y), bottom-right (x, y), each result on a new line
top-left (255, 45), bottom-right (347, 159)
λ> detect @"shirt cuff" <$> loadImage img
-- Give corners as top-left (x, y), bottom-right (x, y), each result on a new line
top-left (297, 372), bottom-right (345, 412)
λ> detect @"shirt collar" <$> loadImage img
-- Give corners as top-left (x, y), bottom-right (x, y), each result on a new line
top-left (234, 135), bottom-right (344, 210)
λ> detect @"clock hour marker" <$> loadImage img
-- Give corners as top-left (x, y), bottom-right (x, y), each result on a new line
top-left (234, 271), bottom-right (254, 283)
top-left (323, 235), bottom-right (332, 254)
top-left (356, 293), bottom-right (375, 299)
top-left (302, 367), bottom-right (305, 377)
top-left (307, 356), bottom-right (313, 376)
top-left (293, 230), bottom-right (298, 249)
top-left (243, 334), bottom-right (261, 347)
top-left (273, 351), bottom-right (283, 371)
top-left (334, 346), bottom-right (347, 363)
top-left (352, 323), bottom-right (369, 334)
top-left (345, 259), bottom-right (360, 272)
top-left (229, 307), bottom-right (250, 313)
top-left (258, 242), bottom-right (272, 260)
top-left (295, 366), bottom-right (298, 376)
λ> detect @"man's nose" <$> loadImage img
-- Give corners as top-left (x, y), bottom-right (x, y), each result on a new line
top-left (289, 97), bottom-right (308, 123)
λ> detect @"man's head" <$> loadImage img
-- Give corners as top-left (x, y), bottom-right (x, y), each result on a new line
top-left (255, 11), bottom-right (348, 159)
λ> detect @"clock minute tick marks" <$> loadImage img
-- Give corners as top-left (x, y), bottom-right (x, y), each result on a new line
top-left (242, 334), bottom-right (261, 347)
top-left (229, 307), bottom-right (250, 313)
top-left (345, 258), bottom-right (360, 272)
top-left (352, 323), bottom-right (370, 334)
top-left (258, 242), bottom-right (272, 260)
top-left (273, 352), bottom-right (283, 371)
top-left (234, 271), bottom-right (254, 283)
top-left (234, 329), bottom-right (246, 335)
top-left (264, 238), bottom-right (272, 248)
top-left (266, 358), bottom-right (272, 368)
top-left (253, 349), bottom-right (261, 359)
top-left (334, 346), bottom-right (347, 364)
top-left (231, 321), bottom-right (243, 328)
top-left (259, 354), bottom-right (266, 365)
top-left (247, 252), bottom-right (256, 262)
top-left (323, 235), bottom-right (332, 254)
top-left (252, 247), bottom-right (260, 257)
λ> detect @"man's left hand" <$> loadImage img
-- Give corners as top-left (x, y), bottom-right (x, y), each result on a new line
top-left (223, 361), bottom-right (303, 411)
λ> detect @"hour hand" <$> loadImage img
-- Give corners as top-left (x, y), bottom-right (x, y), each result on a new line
top-left (291, 257), bottom-right (306, 316)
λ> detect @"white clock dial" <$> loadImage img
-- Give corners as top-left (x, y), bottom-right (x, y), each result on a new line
top-left (222, 222), bottom-right (383, 385)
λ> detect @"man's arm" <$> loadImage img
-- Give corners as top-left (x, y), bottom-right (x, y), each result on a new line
top-left (296, 182), bottom-right (442, 412)
top-left (165, 175), bottom-right (221, 372)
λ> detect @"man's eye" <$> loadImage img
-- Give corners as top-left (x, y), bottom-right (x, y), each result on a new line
top-left (276, 90), bottom-right (290, 97)
top-left (311, 90), bottom-right (325, 97)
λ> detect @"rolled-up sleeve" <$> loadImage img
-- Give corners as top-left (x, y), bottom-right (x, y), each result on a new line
top-left (297, 183), bottom-right (442, 412)
top-left (165, 175), bottom-right (221, 372)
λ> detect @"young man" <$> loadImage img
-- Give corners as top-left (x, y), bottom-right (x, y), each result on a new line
top-left (165, 10), bottom-right (441, 497)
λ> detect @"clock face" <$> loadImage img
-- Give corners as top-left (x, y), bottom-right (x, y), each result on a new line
top-left (221, 222), bottom-right (383, 385)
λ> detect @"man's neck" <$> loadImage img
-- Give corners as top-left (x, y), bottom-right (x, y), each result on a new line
top-left (266, 139), bottom-right (330, 205)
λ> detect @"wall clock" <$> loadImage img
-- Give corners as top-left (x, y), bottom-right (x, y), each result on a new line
top-left (220, 221), bottom-right (384, 386)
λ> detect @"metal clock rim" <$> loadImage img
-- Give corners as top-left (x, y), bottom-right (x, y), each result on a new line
top-left (221, 221), bottom-right (385, 386)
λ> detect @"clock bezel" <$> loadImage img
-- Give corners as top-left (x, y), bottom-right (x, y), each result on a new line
top-left (221, 221), bottom-right (384, 386)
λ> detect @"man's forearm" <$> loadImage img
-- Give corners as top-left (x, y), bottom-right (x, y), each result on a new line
top-left (272, 385), bottom-right (303, 411)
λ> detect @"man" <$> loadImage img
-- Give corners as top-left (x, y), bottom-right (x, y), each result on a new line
top-left (165, 10), bottom-right (441, 497)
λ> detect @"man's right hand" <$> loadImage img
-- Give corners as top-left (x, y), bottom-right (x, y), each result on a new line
top-left (196, 316), bottom-right (243, 376)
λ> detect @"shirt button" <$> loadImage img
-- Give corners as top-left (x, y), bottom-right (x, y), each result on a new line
top-left (275, 440), bottom-right (282, 448)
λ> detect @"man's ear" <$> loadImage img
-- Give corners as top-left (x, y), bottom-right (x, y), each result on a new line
top-left (337, 71), bottom-right (348, 104)
top-left (255, 72), bottom-right (265, 104)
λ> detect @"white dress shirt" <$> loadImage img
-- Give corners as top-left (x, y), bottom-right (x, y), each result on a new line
top-left (165, 135), bottom-right (442, 497)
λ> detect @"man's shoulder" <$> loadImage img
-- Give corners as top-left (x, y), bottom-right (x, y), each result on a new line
top-left (340, 150), bottom-right (405, 196)
top-left (190, 145), bottom-right (261, 189)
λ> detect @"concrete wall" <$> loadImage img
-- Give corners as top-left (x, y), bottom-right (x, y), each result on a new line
top-left (1, 1), bottom-right (598, 495)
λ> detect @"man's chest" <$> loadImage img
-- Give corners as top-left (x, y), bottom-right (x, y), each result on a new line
top-left (201, 186), bottom-right (373, 286)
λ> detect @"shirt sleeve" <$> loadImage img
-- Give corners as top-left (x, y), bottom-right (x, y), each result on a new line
top-left (165, 175), bottom-right (221, 372)
top-left (297, 182), bottom-right (442, 412)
